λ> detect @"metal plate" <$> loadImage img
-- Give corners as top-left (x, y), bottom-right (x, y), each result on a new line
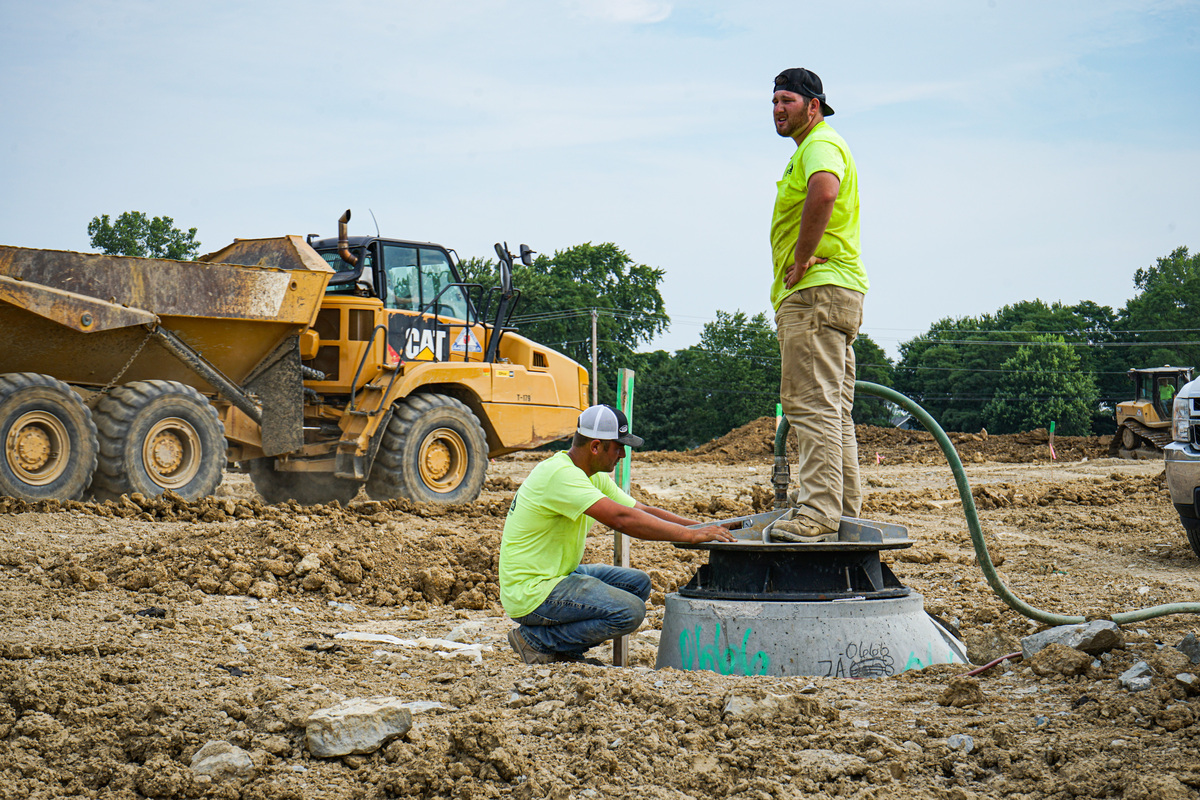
top-left (679, 511), bottom-right (911, 552)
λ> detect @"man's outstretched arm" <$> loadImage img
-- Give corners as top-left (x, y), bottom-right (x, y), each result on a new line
top-left (585, 498), bottom-right (735, 544)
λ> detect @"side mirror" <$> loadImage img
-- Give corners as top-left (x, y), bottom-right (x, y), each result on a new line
top-left (519, 244), bottom-right (536, 267)
top-left (500, 259), bottom-right (513, 296)
top-left (493, 242), bottom-right (515, 295)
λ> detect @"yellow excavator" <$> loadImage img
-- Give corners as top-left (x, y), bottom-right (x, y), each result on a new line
top-left (1109, 366), bottom-right (1194, 458)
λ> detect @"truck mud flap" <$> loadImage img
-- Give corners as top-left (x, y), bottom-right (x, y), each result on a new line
top-left (242, 336), bottom-right (305, 457)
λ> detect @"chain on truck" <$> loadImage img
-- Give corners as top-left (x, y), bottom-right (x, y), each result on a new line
top-left (0, 210), bottom-right (590, 506)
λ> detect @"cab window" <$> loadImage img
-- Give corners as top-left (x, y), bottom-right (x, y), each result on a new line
top-left (382, 244), bottom-right (469, 320)
top-left (382, 245), bottom-right (419, 311)
top-left (323, 249), bottom-right (376, 296)
top-left (419, 248), bottom-right (468, 320)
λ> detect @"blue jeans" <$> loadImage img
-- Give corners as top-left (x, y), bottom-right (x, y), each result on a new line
top-left (512, 564), bottom-right (651, 657)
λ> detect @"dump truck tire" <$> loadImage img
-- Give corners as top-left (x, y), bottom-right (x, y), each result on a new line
top-left (247, 459), bottom-right (360, 507)
top-left (366, 393), bottom-right (487, 504)
top-left (90, 380), bottom-right (225, 501)
top-left (0, 372), bottom-right (98, 502)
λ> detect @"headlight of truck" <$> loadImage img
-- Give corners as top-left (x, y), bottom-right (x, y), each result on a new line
top-left (1173, 395), bottom-right (1191, 443)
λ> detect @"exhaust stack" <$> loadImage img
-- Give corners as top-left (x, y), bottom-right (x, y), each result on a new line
top-left (337, 209), bottom-right (358, 267)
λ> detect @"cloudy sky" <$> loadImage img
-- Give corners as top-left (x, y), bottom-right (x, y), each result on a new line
top-left (1, 1), bottom-right (1197, 359)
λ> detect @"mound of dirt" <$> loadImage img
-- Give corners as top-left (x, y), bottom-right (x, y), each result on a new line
top-left (641, 417), bottom-right (1112, 466)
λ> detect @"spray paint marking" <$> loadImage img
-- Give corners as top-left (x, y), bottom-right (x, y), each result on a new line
top-left (679, 623), bottom-right (769, 676)
top-left (903, 642), bottom-right (964, 671)
top-left (818, 640), bottom-right (896, 678)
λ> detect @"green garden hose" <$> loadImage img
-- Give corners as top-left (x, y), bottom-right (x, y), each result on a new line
top-left (773, 380), bottom-right (1200, 627)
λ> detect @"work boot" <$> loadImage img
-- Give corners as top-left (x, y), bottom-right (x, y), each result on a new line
top-left (553, 652), bottom-right (605, 666)
top-left (770, 518), bottom-right (838, 543)
top-left (507, 629), bottom-right (554, 665)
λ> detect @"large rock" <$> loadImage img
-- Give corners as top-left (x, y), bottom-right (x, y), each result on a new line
top-left (190, 741), bottom-right (255, 781)
top-left (1119, 661), bottom-right (1154, 692)
top-left (723, 691), bottom-right (835, 724)
top-left (1021, 621), bottom-right (1123, 658)
top-left (938, 676), bottom-right (985, 707)
top-left (306, 696), bottom-right (413, 757)
top-left (1176, 633), bottom-right (1200, 664)
top-left (1028, 643), bottom-right (1093, 678)
top-left (962, 627), bottom-right (1020, 665)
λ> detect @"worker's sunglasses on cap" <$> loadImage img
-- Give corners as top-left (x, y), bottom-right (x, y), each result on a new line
top-left (578, 404), bottom-right (644, 448)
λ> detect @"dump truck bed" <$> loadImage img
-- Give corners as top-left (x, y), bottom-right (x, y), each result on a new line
top-left (0, 237), bottom-right (332, 392)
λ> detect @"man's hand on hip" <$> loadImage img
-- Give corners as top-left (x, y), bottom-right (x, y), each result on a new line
top-left (785, 255), bottom-right (828, 288)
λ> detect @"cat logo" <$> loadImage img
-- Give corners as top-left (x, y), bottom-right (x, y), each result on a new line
top-left (388, 314), bottom-right (450, 362)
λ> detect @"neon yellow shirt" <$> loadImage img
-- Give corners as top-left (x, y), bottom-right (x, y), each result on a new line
top-left (769, 121), bottom-right (867, 309)
top-left (499, 451), bottom-right (636, 618)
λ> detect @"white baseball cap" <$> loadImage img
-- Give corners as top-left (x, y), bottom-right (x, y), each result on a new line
top-left (577, 404), bottom-right (644, 447)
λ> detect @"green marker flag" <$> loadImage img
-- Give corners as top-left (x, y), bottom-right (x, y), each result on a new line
top-left (614, 369), bottom-right (635, 493)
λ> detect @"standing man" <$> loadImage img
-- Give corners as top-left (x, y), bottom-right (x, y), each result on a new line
top-left (770, 68), bottom-right (868, 542)
top-left (500, 404), bottom-right (735, 665)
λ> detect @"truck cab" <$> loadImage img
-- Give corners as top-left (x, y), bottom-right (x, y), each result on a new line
top-left (306, 233), bottom-right (480, 370)
top-left (1163, 375), bottom-right (1200, 556)
top-left (312, 235), bottom-right (471, 320)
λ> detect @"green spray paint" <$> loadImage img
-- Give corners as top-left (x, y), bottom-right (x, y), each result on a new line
top-left (679, 623), bottom-right (769, 676)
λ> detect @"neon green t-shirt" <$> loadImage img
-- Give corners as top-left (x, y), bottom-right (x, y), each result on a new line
top-left (499, 451), bottom-right (636, 618)
top-left (769, 121), bottom-right (867, 310)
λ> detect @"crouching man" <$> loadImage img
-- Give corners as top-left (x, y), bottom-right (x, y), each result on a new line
top-left (500, 404), bottom-right (735, 664)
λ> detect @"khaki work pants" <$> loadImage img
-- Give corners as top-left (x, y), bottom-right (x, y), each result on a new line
top-left (775, 284), bottom-right (864, 531)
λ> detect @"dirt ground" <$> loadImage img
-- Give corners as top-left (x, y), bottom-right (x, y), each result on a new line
top-left (2, 421), bottom-right (1199, 799)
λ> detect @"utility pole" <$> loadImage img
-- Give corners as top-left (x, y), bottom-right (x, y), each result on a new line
top-left (591, 309), bottom-right (598, 406)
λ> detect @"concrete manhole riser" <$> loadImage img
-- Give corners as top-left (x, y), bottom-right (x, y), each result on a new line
top-left (655, 591), bottom-right (967, 678)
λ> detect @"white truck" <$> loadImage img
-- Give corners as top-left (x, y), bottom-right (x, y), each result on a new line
top-left (1163, 376), bottom-right (1200, 556)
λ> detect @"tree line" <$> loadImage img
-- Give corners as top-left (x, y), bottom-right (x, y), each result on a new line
top-left (457, 244), bottom-right (894, 450)
top-left (461, 243), bottom-right (1200, 445)
top-left (892, 246), bottom-right (1200, 437)
top-left (88, 210), bottom-right (1198, 447)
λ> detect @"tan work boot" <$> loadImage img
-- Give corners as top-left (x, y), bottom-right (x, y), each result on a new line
top-left (770, 518), bottom-right (838, 543)
top-left (507, 629), bottom-right (554, 665)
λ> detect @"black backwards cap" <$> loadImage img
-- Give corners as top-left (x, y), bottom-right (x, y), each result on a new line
top-left (774, 68), bottom-right (835, 116)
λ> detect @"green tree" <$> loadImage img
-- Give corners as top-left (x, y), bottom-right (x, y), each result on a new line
top-left (622, 349), bottom-right (693, 451)
top-left (894, 316), bottom-right (999, 432)
top-left (627, 311), bottom-right (779, 450)
top-left (852, 333), bottom-right (895, 426)
top-left (982, 334), bottom-right (1098, 436)
top-left (1117, 246), bottom-right (1200, 376)
top-left (896, 299), bottom-right (1120, 433)
top-left (457, 243), bottom-right (668, 406)
top-left (87, 211), bottom-right (200, 260)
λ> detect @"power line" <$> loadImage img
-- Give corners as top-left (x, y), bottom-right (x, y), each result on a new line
top-left (907, 338), bottom-right (1200, 348)
top-left (511, 306), bottom-right (1200, 350)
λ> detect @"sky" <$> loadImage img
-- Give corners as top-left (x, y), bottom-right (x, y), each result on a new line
top-left (1, 0), bottom-right (1198, 360)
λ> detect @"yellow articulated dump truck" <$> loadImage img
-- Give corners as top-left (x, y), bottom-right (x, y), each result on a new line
top-left (0, 211), bottom-right (589, 505)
